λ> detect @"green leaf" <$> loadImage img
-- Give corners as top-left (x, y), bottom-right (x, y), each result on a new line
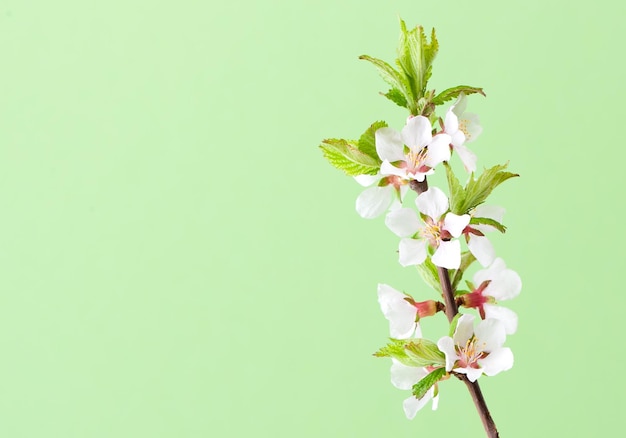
top-left (359, 55), bottom-right (413, 108)
top-left (469, 216), bottom-right (507, 233)
top-left (412, 367), bottom-right (447, 400)
top-left (319, 138), bottom-right (380, 176)
top-left (381, 88), bottom-right (408, 109)
top-left (432, 86), bottom-right (486, 106)
top-left (416, 258), bottom-right (441, 293)
top-left (357, 121), bottom-right (387, 160)
top-left (448, 313), bottom-right (462, 337)
top-left (457, 163), bottom-right (519, 213)
top-left (374, 339), bottom-right (407, 360)
top-left (444, 162), bottom-right (466, 215)
top-left (396, 20), bottom-right (439, 102)
top-left (451, 251), bottom-right (477, 290)
top-left (404, 339), bottom-right (446, 367)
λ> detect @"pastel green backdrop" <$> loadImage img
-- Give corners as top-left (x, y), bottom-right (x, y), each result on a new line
top-left (0, 1), bottom-right (622, 437)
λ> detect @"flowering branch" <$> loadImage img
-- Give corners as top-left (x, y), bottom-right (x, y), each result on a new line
top-left (411, 169), bottom-right (499, 438)
top-left (320, 19), bottom-right (520, 437)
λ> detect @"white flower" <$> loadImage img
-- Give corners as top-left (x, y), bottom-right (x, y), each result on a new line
top-left (377, 284), bottom-right (439, 339)
top-left (385, 187), bottom-right (470, 269)
top-left (464, 205), bottom-right (505, 267)
top-left (390, 359), bottom-right (440, 419)
top-left (354, 173), bottom-right (409, 219)
top-left (462, 258), bottom-right (522, 334)
top-left (377, 284), bottom-right (421, 339)
top-left (437, 314), bottom-right (513, 382)
top-left (443, 93), bottom-right (482, 173)
top-left (376, 116), bottom-right (451, 183)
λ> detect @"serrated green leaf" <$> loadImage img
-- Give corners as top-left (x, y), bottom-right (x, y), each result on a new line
top-left (396, 20), bottom-right (439, 102)
top-left (404, 339), bottom-right (446, 367)
top-left (381, 88), bottom-right (408, 109)
top-left (444, 162), bottom-right (466, 215)
top-left (416, 258), bottom-right (441, 293)
top-left (456, 163), bottom-right (519, 213)
top-left (432, 85), bottom-right (486, 106)
top-left (451, 252), bottom-right (477, 290)
top-left (319, 138), bottom-right (380, 176)
top-left (469, 216), bottom-right (507, 233)
top-left (421, 27), bottom-right (439, 90)
top-left (359, 55), bottom-right (413, 109)
top-left (412, 367), bottom-right (447, 399)
top-left (374, 339), bottom-right (407, 359)
top-left (357, 121), bottom-right (387, 160)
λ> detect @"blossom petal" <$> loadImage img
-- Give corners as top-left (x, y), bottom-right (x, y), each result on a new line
top-left (473, 258), bottom-right (507, 287)
top-left (474, 205), bottom-right (505, 223)
top-left (432, 240), bottom-right (461, 269)
top-left (443, 213), bottom-right (470, 238)
top-left (485, 268), bottom-right (522, 301)
top-left (377, 284), bottom-right (418, 339)
top-left (390, 359), bottom-right (427, 390)
top-left (403, 393), bottom-right (432, 420)
top-left (380, 160), bottom-right (408, 178)
top-left (437, 336), bottom-right (458, 371)
top-left (483, 304), bottom-right (518, 335)
top-left (454, 144), bottom-right (477, 173)
top-left (356, 186), bottom-right (393, 219)
top-left (399, 238), bottom-right (428, 267)
top-left (375, 127), bottom-right (405, 162)
top-left (424, 134), bottom-right (452, 168)
top-left (444, 108), bottom-right (459, 136)
top-left (479, 347), bottom-right (514, 377)
top-left (467, 235), bottom-right (496, 267)
top-left (453, 314), bottom-right (475, 345)
top-left (401, 115), bottom-right (432, 151)
top-left (461, 113), bottom-right (482, 143)
top-left (416, 187), bottom-right (449, 220)
top-left (431, 393), bottom-right (439, 411)
top-left (458, 366), bottom-right (483, 383)
top-left (354, 174), bottom-right (380, 187)
top-left (385, 208), bottom-right (421, 237)
top-left (474, 318), bottom-right (506, 352)
top-left (451, 93), bottom-right (468, 116)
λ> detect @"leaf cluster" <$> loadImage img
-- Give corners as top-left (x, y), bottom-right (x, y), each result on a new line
top-left (359, 20), bottom-right (484, 116)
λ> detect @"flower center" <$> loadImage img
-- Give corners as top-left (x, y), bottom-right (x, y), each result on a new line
top-left (459, 119), bottom-right (472, 141)
top-left (405, 147), bottom-right (429, 175)
top-left (419, 219), bottom-right (441, 246)
top-left (457, 337), bottom-right (486, 369)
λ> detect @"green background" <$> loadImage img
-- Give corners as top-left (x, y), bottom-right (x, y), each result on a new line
top-left (0, 0), bottom-right (623, 436)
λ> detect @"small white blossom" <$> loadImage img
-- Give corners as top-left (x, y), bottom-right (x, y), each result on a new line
top-left (385, 187), bottom-right (470, 269)
top-left (437, 314), bottom-right (513, 382)
top-left (377, 284), bottom-right (421, 339)
top-left (443, 93), bottom-right (483, 173)
top-left (354, 173), bottom-right (409, 219)
top-left (376, 116), bottom-right (451, 183)
top-left (462, 258), bottom-right (522, 334)
top-left (390, 359), bottom-right (440, 419)
top-left (464, 205), bottom-right (505, 267)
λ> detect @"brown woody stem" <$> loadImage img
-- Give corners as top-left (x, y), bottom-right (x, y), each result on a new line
top-left (410, 177), bottom-right (500, 438)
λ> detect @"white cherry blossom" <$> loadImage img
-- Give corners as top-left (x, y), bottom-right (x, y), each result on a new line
top-left (354, 173), bottom-right (409, 219)
top-left (437, 314), bottom-right (513, 382)
top-left (443, 93), bottom-right (483, 173)
top-left (464, 205), bottom-right (505, 267)
top-left (390, 359), bottom-right (440, 419)
top-left (376, 116), bottom-right (451, 183)
top-left (377, 284), bottom-right (439, 339)
top-left (385, 187), bottom-right (470, 269)
top-left (461, 258), bottom-right (522, 334)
